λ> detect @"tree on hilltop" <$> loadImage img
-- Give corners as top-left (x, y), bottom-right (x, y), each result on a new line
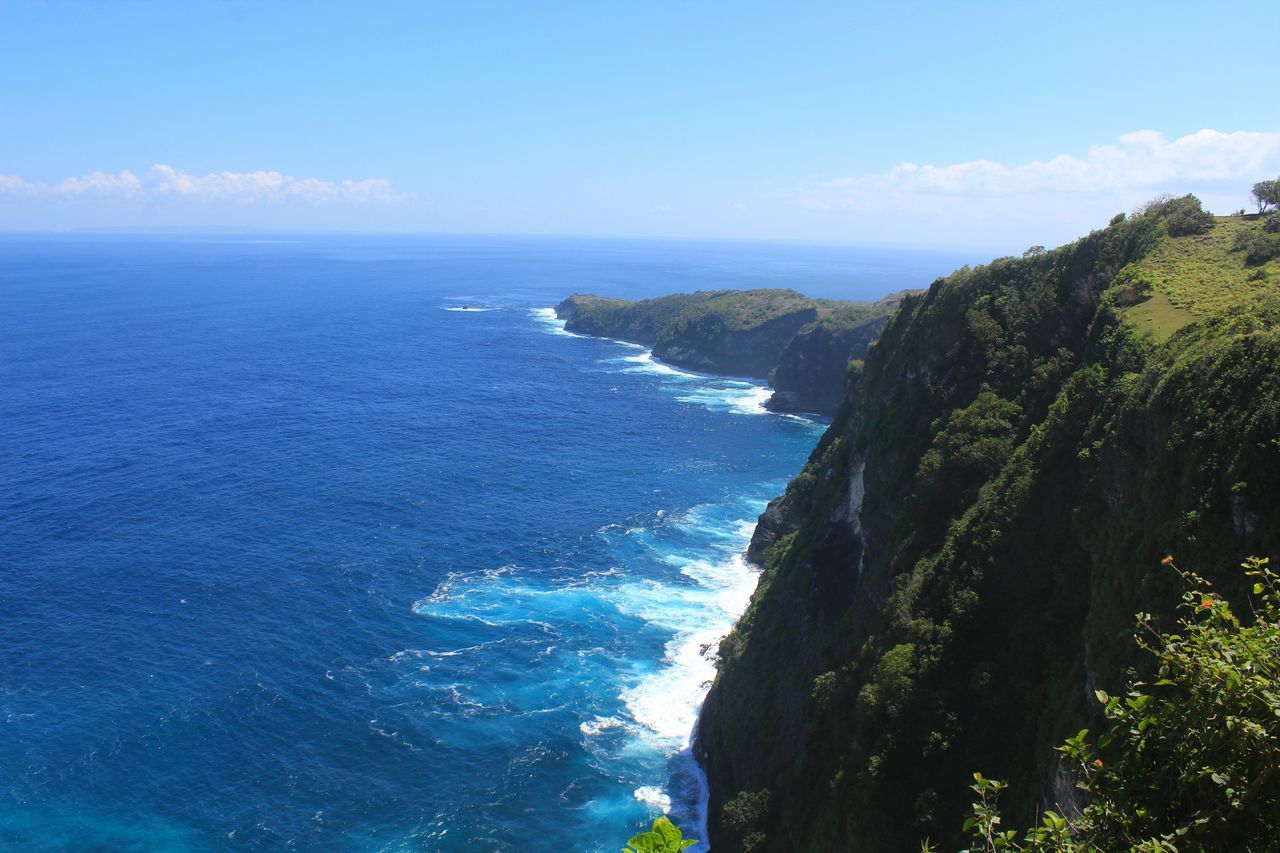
top-left (1253, 178), bottom-right (1280, 214)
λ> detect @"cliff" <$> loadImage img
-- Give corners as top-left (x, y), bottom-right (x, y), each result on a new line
top-left (765, 293), bottom-right (908, 415)
top-left (555, 289), bottom-right (900, 415)
top-left (697, 206), bottom-right (1280, 850)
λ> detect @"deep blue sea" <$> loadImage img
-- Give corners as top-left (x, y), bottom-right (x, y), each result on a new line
top-left (0, 234), bottom-right (979, 851)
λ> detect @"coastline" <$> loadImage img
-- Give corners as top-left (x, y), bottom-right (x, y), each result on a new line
top-left (532, 306), bottom-right (817, 847)
top-left (533, 307), bottom-right (824, 422)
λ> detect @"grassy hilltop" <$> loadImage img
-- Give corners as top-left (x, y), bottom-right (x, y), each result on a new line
top-left (1118, 214), bottom-right (1280, 340)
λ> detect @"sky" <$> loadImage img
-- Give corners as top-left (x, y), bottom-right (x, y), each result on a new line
top-left (1, 0), bottom-right (1278, 251)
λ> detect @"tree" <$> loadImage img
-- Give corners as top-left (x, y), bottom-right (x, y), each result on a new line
top-left (938, 557), bottom-right (1280, 852)
top-left (1252, 179), bottom-right (1279, 214)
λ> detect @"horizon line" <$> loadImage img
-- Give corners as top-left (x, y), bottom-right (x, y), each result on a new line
top-left (0, 226), bottom-right (1016, 256)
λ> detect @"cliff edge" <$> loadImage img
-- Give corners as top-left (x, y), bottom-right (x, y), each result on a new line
top-left (697, 205), bottom-right (1280, 850)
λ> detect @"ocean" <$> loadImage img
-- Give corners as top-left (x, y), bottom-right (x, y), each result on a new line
top-left (0, 234), bottom-right (980, 850)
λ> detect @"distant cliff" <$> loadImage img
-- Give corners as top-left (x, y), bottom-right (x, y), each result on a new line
top-left (766, 293), bottom-right (906, 414)
top-left (696, 205), bottom-right (1280, 850)
top-left (555, 289), bottom-right (903, 415)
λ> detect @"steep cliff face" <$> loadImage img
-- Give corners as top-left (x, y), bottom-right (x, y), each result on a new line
top-left (764, 293), bottom-right (909, 415)
top-left (556, 290), bottom-right (897, 414)
top-left (697, 213), bottom-right (1280, 851)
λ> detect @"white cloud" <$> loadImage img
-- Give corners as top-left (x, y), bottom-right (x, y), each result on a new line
top-left (0, 164), bottom-right (411, 205)
top-left (56, 170), bottom-right (141, 195)
top-left (0, 173), bottom-right (41, 195)
top-left (805, 129), bottom-right (1280, 208)
top-left (777, 128), bottom-right (1280, 248)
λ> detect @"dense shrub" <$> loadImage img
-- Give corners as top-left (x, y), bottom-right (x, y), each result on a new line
top-left (1233, 225), bottom-right (1280, 266)
top-left (722, 789), bottom-right (772, 850)
top-left (1134, 193), bottom-right (1214, 236)
top-left (946, 557), bottom-right (1280, 851)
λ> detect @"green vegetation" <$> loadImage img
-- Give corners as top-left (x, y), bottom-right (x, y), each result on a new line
top-left (622, 816), bottom-right (698, 853)
top-left (1120, 291), bottom-right (1191, 343)
top-left (697, 191), bottom-right (1280, 851)
top-left (556, 288), bottom-right (819, 380)
top-left (556, 292), bottom-right (719, 345)
top-left (1113, 209), bottom-right (1280, 340)
top-left (660, 289), bottom-right (814, 334)
top-left (1252, 177), bottom-right (1279, 213)
top-left (768, 294), bottom-right (906, 413)
top-left (721, 789), bottom-right (771, 851)
top-left (1135, 194), bottom-right (1215, 237)
top-left (556, 288), bottom-right (902, 413)
top-left (948, 557), bottom-right (1280, 851)
top-left (1234, 214), bottom-right (1280, 268)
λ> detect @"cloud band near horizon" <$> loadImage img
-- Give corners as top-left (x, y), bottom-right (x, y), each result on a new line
top-left (0, 164), bottom-right (411, 205)
top-left (800, 129), bottom-right (1280, 209)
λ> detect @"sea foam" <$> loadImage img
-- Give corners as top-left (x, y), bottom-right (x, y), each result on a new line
top-left (533, 306), bottom-right (781, 418)
top-left (529, 307), bottom-right (577, 336)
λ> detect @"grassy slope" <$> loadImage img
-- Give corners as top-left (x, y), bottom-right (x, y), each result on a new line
top-left (1120, 217), bottom-right (1280, 340)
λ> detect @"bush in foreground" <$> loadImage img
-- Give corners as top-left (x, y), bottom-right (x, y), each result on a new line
top-left (934, 556), bottom-right (1280, 851)
top-left (623, 816), bottom-right (698, 852)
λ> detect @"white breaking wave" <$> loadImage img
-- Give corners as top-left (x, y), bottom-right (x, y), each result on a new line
top-left (406, 498), bottom-right (767, 849)
top-left (580, 715), bottom-right (626, 737)
top-left (633, 785), bottom-right (673, 812)
top-left (615, 551), bottom-right (759, 748)
top-left (608, 503), bottom-right (767, 849)
top-left (674, 382), bottom-right (772, 416)
top-left (615, 350), bottom-right (702, 380)
top-left (529, 307), bottom-right (578, 337)
top-left (608, 349), bottom-right (774, 418)
top-left (532, 307), bottom-right (784, 418)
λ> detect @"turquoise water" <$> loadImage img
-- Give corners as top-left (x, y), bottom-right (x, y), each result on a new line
top-left (0, 234), bottom-right (978, 850)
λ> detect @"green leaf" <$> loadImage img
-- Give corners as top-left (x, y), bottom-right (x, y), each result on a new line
top-left (655, 817), bottom-right (681, 845)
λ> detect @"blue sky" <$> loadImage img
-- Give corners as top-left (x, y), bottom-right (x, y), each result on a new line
top-left (2, 1), bottom-right (1278, 249)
